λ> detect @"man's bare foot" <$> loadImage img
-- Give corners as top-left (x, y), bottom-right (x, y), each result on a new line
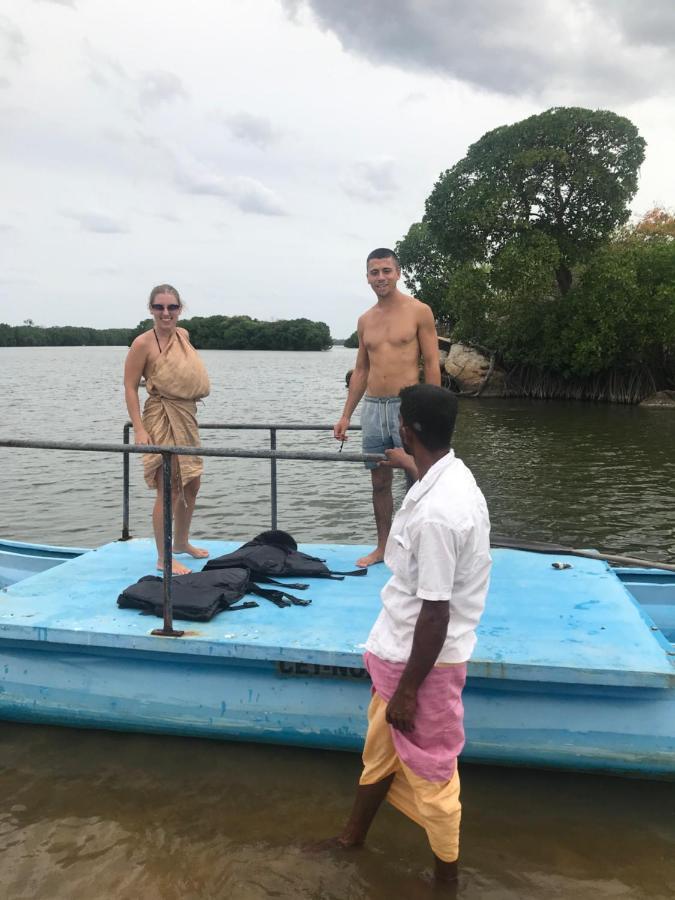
top-left (157, 559), bottom-right (191, 575)
top-left (356, 549), bottom-right (385, 568)
top-left (173, 544), bottom-right (209, 559)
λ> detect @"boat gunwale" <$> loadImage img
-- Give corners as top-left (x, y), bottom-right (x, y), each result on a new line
top-left (1, 623), bottom-right (672, 690)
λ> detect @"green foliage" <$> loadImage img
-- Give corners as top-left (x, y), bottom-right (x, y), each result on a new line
top-left (424, 106), bottom-right (645, 295)
top-left (555, 234), bottom-right (675, 377)
top-left (343, 330), bottom-right (359, 348)
top-left (0, 324), bottom-right (132, 347)
top-left (395, 106), bottom-right (675, 397)
top-left (1, 316), bottom-right (333, 351)
top-left (449, 232), bottom-right (675, 383)
top-left (396, 221), bottom-right (455, 321)
top-left (130, 315), bottom-right (333, 351)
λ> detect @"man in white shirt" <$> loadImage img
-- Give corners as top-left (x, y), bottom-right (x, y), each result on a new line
top-left (324, 384), bottom-right (491, 888)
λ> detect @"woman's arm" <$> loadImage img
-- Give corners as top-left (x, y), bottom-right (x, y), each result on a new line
top-left (123, 335), bottom-right (151, 444)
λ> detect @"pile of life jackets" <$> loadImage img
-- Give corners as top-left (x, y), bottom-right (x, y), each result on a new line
top-left (117, 530), bottom-right (366, 622)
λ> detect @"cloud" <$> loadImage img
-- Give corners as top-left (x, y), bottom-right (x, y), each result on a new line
top-left (227, 176), bottom-right (287, 216)
top-left (85, 46), bottom-right (130, 93)
top-left (340, 158), bottom-right (398, 203)
top-left (225, 112), bottom-right (280, 149)
top-left (152, 211), bottom-right (182, 223)
top-left (399, 91), bottom-right (426, 106)
top-left (86, 47), bottom-right (186, 114)
top-left (138, 70), bottom-right (187, 109)
top-left (176, 161), bottom-right (287, 216)
top-left (33, 0), bottom-right (77, 7)
top-left (89, 265), bottom-right (123, 275)
top-left (0, 16), bottom-right (28, 64)
top-left (62, 210), bottom-right (130, 233)
top-left (599, 0), bottom-right (675, 49)
top-left (282, 0), bottom-right (675, 102)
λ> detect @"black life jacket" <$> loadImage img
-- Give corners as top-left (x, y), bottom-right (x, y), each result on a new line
top-left (203, 530), bottom-right (367, 581)
top-left (117, 566), bottom-right (310, 622)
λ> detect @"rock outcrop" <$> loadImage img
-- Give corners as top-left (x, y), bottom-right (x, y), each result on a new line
top-left (640, 390), bottom-right (675, 408)
top-left (443, 342), bottom-right (506, 396)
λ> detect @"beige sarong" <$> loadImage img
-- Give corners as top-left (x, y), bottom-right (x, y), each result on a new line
top-left (141, 330), bottom-right (210, 491)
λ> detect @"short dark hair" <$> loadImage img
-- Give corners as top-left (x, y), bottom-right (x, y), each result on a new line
top-left (399, 384), bottom-right (458, 451)
top-left (366, 248), bottom-right (400, 269)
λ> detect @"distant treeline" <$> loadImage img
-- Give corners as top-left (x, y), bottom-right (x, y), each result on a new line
top-left (0, 316), bottom-right (333, 351)
top-left (0, 323), bottom-right (130, 346)
top-left (130, 315), bottom-right (333, 351)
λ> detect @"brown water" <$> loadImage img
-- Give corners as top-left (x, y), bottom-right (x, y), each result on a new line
top-left (1, 347), bottom-right (674, 898)
top-left (1, 724), bottom-right (673, 899)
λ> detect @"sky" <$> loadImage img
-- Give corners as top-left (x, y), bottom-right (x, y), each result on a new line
top-left (1, 0), bottom-right (674, 339)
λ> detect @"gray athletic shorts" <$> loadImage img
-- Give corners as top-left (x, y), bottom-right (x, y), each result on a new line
top-left (360, 395), bottom-right (403, 470)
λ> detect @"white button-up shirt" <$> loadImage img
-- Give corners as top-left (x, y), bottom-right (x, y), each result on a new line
top-left (365, 450), bottom-right (492, 664)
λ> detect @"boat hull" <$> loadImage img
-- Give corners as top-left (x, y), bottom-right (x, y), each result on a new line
top-left (1, 539), bottom-right (674, 778)
top-left (0, 539), bottom-right (86, 588)
top-left (1, 641), bottom-right (674, 779)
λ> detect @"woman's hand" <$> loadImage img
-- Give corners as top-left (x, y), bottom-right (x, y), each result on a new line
top-left (134, 427), bottom-right (152, 445)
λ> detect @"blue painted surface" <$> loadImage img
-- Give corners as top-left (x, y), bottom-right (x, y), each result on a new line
top-left (0, 539), bottom-right (88, 557)
top-left (0, 539), bottom-right (386, 664)
top-left (0, 539), bottom-right (87, 588)
top-left (1, 539), bottom-right (674, 777)
top-left (617, 570), bottom-right (675, 642)
top-left (1, 540), bottom-right (672, 686)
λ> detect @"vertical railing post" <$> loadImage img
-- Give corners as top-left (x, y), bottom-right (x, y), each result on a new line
top-left (122, 424), bottom-right (131, 540)
top-left (151, 451), bottom-right (183, 637)
top-left (270, 427), bottom-right (277, 530)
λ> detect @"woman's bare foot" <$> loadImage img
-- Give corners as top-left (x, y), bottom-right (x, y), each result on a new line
top-left (157, 558), bottom-right (192, 575)
top-left (173, 543), bottom-right (209, 559)
top-left (356, 548), bottom-right (385, 567)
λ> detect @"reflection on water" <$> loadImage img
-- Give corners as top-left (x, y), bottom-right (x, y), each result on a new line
top-left (1, 347), bottom-right (675, 898)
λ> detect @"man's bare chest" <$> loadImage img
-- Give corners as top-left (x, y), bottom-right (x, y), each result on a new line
top-left (363, 318), bottom-right (418, 352)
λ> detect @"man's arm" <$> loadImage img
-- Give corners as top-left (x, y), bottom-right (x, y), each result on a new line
top-left (418, 304), bottom-right (441, 387)
top-left (334, 320), bottom-right (370, 441)
top-left (379, 447), bottom-right (419, 481)
top-left (385, 599), bottom-right (450, 733)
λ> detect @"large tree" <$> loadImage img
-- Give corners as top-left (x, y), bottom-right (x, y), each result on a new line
top-left (395, 221), bottom-right (455, 322)
top-left (423, 106), bottom-right (645, 296)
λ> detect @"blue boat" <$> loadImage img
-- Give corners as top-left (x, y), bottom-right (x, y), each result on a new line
top-left (1, 535), bottom-right (674, 779)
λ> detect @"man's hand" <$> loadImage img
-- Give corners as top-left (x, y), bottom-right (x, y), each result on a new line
top-left (385, 685), bottom-right (417, 733)
top-left (379, 448), bottom-right (418, 479)
top-left (333, 415), bottom-right (350, 442)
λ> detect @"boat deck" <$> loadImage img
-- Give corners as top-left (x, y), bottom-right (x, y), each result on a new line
top-left (1, 540), bottom-right (673, 689)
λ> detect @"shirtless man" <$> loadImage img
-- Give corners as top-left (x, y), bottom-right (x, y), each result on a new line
top-left (333, 249), bottom-right (440, 567)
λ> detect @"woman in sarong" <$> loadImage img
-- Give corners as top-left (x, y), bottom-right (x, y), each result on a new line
top-left (124, 284), bottom-right (211, 574)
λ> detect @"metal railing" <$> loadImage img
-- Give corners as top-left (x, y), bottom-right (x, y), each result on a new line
top-left (1, 428), bottom-right (380, 639)
top-left (122, 422), bottom-right (363, 540)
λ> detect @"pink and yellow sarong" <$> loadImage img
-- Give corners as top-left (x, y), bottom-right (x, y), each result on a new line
top-left (141, 330), bottom-right (210, 491)
top-left (360, 651), bottom-right (467, 862)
